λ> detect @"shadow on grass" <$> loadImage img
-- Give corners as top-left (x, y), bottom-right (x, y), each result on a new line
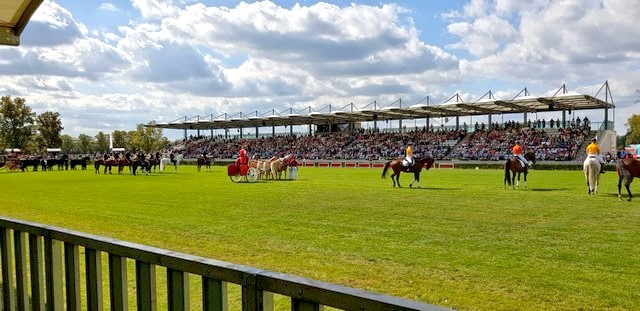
top-left (393, 186), bottom-right (463, 190)
top-left (528, 188), bottom-right (571, 191)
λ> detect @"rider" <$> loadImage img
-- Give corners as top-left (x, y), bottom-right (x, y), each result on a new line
top-left (586, 137), bottom-right (606, 174)
top-left (513, 140), bottom-right (528, 169)
top-left (170, 151), bottom-right (176, 164)
top-left (403, 142), bottom-right (414, 169)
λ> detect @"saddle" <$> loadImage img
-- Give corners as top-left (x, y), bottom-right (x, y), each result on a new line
top-left (510, 158), bottom-right (527, 171)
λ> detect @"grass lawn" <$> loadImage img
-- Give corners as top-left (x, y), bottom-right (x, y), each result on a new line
top-left (1, 165), bottom-right (639, 310)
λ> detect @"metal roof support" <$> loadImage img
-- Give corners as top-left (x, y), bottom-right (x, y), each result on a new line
top-left (594, 81), bottom-right (614, 130)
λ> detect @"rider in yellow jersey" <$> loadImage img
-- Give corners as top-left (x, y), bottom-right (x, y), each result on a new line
top-left (403, 142), bottom-right (414, 169)
top-left (586, 137), bottom-right (605, 174)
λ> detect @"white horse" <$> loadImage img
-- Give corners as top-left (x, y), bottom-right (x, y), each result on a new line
top-left (159, 153), bottom-right (183, 173)
top-left (583, 156), bottom-right (600, 195)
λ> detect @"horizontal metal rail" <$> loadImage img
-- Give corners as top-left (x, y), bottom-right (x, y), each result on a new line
top-left (0, 216), bottom-right (447, 310)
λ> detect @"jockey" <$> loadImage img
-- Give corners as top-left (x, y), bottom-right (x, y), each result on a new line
top-left (125, 151), bottom-right (132, 162)
top-left (170, 152), bottom-right (176, 164)
top-left (513, 141), bottom-right (528, 168)
top-left (403, 142), bottom-right (414, 168)
top-left (586, 137), bottom-right (605, 174)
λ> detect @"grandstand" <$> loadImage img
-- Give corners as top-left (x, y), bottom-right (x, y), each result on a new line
top-left (151, 83), bottom-right (617, 161)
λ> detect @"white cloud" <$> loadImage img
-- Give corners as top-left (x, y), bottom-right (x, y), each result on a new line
top-left (99, 3), bottom-right (119, 12)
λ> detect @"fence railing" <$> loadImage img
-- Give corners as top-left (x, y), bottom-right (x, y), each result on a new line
top-left (0, 216), bottom-right (447, 311)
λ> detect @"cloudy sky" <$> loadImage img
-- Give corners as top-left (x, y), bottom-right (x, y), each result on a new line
top-left (1, 0), bottom-right (638, 140)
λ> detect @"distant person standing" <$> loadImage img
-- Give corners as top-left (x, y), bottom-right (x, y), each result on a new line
top-left (289, 156), bottom-right (298, 179)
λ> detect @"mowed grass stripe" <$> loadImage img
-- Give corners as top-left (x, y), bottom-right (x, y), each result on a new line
top-left (1, 166), bottom-right (639, 310)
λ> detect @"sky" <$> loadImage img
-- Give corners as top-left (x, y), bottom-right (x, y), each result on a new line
top-left (1, 0), bottom-right (639, 140)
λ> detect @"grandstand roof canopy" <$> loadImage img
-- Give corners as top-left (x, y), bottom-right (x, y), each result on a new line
top-left (147, 90), bottom-right (614, 131)
top-left (0, 0), bottom-right (43, 46)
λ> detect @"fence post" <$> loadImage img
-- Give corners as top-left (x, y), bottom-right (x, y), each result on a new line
top-left (109, 254), bottom-right (128, 311)
top-left (29, 234), bottom-right (45, 311)
top-left (1, 227), bottom-right (16, 311)
top-left (14, 231), bottom-right (29, 310)
top-left (64, 242), bottom-right (81, 311)
top-left (136, 261), bottom-right (157, 311)
top-left (45, 238), bottom-right (64, 311)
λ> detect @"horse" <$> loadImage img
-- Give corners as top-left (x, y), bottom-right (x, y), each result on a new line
top-left (148, 157), bottom-right (160, 172)
top-left (94, 158), bottom-right (117, 174)
top-left (504, 152), bottom-right (536, 189)
top-left (70, 156), bottom-right (90, 170)
top-left (583, 156), bottom-right (601, 195)
top-left (159, 153), bottom-right (183, 173)
top-left (131, 158), bottom-right (150, 175)
top-left (197, 155), bottom-right (212, 172)
top-left (617, 157), bottom-right (640, 201)
top-left (381, 156), bottom-right (435, 188)
top-left (270, 155), bottom-right (292, 180)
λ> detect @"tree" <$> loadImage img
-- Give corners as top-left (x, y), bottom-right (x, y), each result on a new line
top-left (111, 130), bottom-right (130, 149)
top-left (36, 111), bottom-right (64, 148)
top-left (77, 134), bottom-right (95, 154)
top-left (130, 124), bottom-right (166, 153)
top-left (61, 134), bottom-right (77, 153)
top-left (0, 96), bottom-right (36, 149)
top-left (625, 114), bottom-right (640, 146)
top-left (95, 132), bottom-right (109, 152)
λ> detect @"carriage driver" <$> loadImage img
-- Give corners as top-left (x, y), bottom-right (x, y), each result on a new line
top-left (236, 142), bottom-right (248, 167)
top-left (586, 137), bottom-right (606, 174)
top-left (403, 142), bottom-right (414, 169)
top-left (513, 141), bottom-right (528, 168)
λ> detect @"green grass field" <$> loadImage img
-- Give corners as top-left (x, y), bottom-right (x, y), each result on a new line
top-left (1, 165), bottom-right (639, 310)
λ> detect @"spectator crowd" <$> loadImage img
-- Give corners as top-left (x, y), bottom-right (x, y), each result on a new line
top-left (176, 119), bottom-right (592, 162)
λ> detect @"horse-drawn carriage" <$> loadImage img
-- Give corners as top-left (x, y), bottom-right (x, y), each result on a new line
top-left (1, 149), bottom-right (22, 172)
top-left (227, 162), bottom-right (258, 183)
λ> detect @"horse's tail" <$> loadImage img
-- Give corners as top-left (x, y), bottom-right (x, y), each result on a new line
top-left (504, 159), bottom-right (511, 186)
top-left (382, 161), bottom-right (391, 179)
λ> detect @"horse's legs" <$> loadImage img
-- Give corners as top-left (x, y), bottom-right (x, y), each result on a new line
top-left (626, 177), bottom-right (633, 201)
top-left (523, 172), bottom-right (527, 189)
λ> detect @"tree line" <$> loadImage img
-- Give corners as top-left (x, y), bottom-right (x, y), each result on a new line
top-left (0, 96), bottom-right (169, 155)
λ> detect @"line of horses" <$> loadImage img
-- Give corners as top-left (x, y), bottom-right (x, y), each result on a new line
top-left (94, 154), bottom-right (183, 175)
top-left (381, 152), bottom-right (640, 202)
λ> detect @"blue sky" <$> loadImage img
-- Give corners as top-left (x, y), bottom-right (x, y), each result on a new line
top-left (1, 0), bottom-right (638, 140)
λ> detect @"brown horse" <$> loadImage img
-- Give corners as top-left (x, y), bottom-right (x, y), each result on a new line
top-left (381, 156), bottom-right (435, 188)
top-left (197, 156), bottom-right (212, 172)
top-left (504, 152), bottom-right (536, 189)
top-left (94, 158), bottom-right (118, 174)
top-left (617, 157), bottom-right (640, 201)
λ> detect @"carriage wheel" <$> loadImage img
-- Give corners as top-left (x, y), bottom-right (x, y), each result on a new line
top-left (246, 167), bottom-right (258, 183)
top-left (8, 163), bottom-right (20, 173)
top-left (229, 174), bottom-right (243, 183)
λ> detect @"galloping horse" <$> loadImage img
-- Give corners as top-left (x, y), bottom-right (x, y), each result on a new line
top-left (617, 157), bottom-right (640, 201)
top-left (197, 155), bottom-right (212, 172)
top-left (159, 153), bottom-right (183, 173)
top-left (381, 156), bottom-right (435, 188)
top-left (583, 156), bottom-right (601, 195)
top-left (504, 152), bottom-right (536, 189)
